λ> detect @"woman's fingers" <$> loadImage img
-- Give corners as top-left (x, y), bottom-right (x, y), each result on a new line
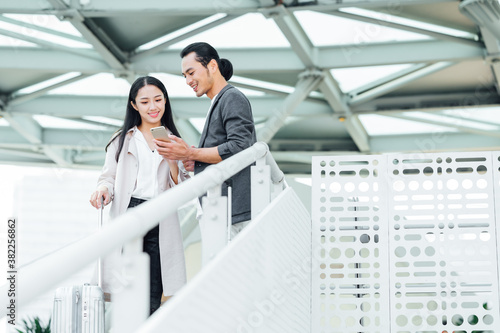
top-left (90, 189), bottom-right (109, 208)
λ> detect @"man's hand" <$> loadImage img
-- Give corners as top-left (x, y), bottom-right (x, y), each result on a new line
top-left (156, 135), bottom-right (222, 167)
top-left (154, 135), bottom-right (192, 161)
top-left (181, 145), bottom-right (196, 172)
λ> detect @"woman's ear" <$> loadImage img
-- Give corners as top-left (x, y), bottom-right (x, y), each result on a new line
top-left (130, 100), bottom-right (138, 111)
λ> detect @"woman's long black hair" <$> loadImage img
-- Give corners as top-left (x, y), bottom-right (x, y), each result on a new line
top-left (106, 76), bottom-right (181, 162)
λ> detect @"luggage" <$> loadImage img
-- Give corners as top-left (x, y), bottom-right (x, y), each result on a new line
top-left (52, 284), bottom-right (105, 333)
top-left (51, 200), bottom-right (106, 333)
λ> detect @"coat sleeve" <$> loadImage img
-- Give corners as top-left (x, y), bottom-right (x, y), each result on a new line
top-left (96, 139), bottom-right (119, 200)
top-left (167, 160), bottom-right (190, 187)
top-left (216, 90), bottom-right (256, 160)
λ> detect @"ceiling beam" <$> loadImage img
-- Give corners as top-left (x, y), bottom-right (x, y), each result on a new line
top-left (318, 70), bottom-right (349, 113)
top-left (0, 48), bottom-right (108, 72)
top-left (265, 4), bottom-right (316, 67)
top-left (0, 126), bottom-right (114, 148)
top-left (7, 95), bottom-right (333, 118)
top-left (454, 0), bottom-right (500, 93)
top-left (71, 0), bottom-right (261, 15)
top-left (0, 147), bottom-right (49, 160)
top-left (0, 0), bottom-right (58, 13)
top-left (8, 73), bottom-right (92, 107)
top-left (433, 110), bottom-right (500, 128)
top-left (257, 72), bottom-right (324, 143)
top-left (0, 27), bottom-right (97, 59)
top-left (347, 63), bottom-right (428, 97)
top-left (5, 92), bottom-right (498, 120)
top-left (2, 0), bottom-right (128, 71)
top-left (67, 15), bottom-right (129, 71)
top-left (0, 0), bottom-right (457, 15)
top-left (317, 40), bottom-right (483, 69)
top-left (340, 115), bottom-right (370, 152)
top-left (327, 10), bottom-right (480, 48)
top-left (130, 14), bottom-right (241, 62)
top-left (137, 40), bottom-right (485, 73)
top-left (349, 61), bottom-right (456, 106)
top-left (73, 151), bottom-right (106, 163)
top-left (318, 71), bottom-right (370, 152)
top-left (0, 127), bottom-right (359, 156)
top-left (45, 0), bottom-right (68, 10)
top-left (370, 132), bottom-right (500, 153)
top-left (1, 112), bottom-right (42, 144)
top-left (291, 0), bottom-right (458, 12)
top-left (57, 116), bottom-right (120, 131)
top-left (1, 128), bottom-right (498, 155)
top-left (260, 1), bottom-right (370, 153)
top-left (377, 111), bottom-right (500, 138)
top-left (0, 157), bottom-right (101, 168)
top-left (45, 0), bottom-right (129, 71)
top-left (459, 0), bottom-right (500, 41)
top-left (0, 15), bottom-right (86, 43)
top-left (43, 145), bottom-right (73, 167)
top-left (480, 28), bottom-right (500, 94)
top-left (352, 92), bottom-right (500, 112)
top-left (0, 40), bottom-right (483, 73)
top-left (230, 81), bottom-right (292, 97)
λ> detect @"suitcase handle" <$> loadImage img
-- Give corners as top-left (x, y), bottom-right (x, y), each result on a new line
top-left (97, 197), bottom-right (104, 289)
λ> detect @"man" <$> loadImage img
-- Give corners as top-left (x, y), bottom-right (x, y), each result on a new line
top-left (155, 42), bottom-right (256, 238)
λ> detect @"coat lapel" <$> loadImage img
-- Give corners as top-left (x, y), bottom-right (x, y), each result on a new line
top-left (126, 127), bottom-right (138, 158)
top-left (198, 84), bottom-right (232, 148)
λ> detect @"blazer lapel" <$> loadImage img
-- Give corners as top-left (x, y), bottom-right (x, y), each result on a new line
top-left (198, 84), bottom-right (232, 148)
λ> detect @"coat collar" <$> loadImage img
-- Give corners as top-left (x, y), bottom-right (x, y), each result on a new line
top-left (199, 84), bottom-right (233, 147)
top-left (211, 84), bottom-right (232, 107)
top-left (125, 126), bottom-right (138, 156)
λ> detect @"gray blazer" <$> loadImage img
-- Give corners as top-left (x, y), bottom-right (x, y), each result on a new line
top-left (195, 84), bottom-right (257, 224)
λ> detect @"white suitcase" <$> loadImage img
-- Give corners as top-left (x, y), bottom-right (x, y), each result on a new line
top-left (51, 201), bottom-right (106, 333)
top-left (52, 285), bottom-right (82, 333)
top-left (52, 284), bottom-right (105, 333)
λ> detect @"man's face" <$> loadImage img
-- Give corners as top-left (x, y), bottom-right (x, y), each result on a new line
top-left (181, 52), bottom-right (215, 98)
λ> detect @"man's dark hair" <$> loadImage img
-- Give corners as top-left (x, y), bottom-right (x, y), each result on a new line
top-left (181, 42), bottom-right (233, 81)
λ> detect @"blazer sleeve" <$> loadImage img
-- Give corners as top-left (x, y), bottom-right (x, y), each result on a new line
top-left (216, 90), bottom-right (256, 160)
top-left (96, 139), bottom-right (118, 200)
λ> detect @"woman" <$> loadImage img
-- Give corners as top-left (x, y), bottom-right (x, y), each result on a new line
top-left (89, 76), bottom-right (188, 315)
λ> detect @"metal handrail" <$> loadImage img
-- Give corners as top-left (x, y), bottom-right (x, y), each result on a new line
top-left (0, 141), bottom-right (283, 318)
top-left (265, 150), bottom-right (285, 185)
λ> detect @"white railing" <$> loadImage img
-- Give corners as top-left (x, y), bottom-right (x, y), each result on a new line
top-left (0, 141), bottom-right (301, 332)
top-left (139, 186), bottom-right (311, 333)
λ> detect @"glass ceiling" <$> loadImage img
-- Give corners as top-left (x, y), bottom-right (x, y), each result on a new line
top-left (1, 9), bottom-right (497, 135)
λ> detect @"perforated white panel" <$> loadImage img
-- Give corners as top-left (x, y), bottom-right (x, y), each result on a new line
top-left (312, 156), bottom-right (390, 332)
top-left (388, 152), bottom-right (499, 332)
top-left (312, 152), bottom-right (500, 333)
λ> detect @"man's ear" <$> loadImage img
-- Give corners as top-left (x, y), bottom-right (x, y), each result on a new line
top-left (209, 59), bottom-right (218, 73)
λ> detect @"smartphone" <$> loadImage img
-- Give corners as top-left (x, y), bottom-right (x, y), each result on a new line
top-left (150, 126), bottom-right (172, 142)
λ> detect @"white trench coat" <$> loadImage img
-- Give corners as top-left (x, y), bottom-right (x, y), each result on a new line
top-left (94, 126), bottom-right (188, 296)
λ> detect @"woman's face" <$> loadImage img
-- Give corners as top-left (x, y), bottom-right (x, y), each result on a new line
top-left (131, 84), bottom-right (165, 127)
